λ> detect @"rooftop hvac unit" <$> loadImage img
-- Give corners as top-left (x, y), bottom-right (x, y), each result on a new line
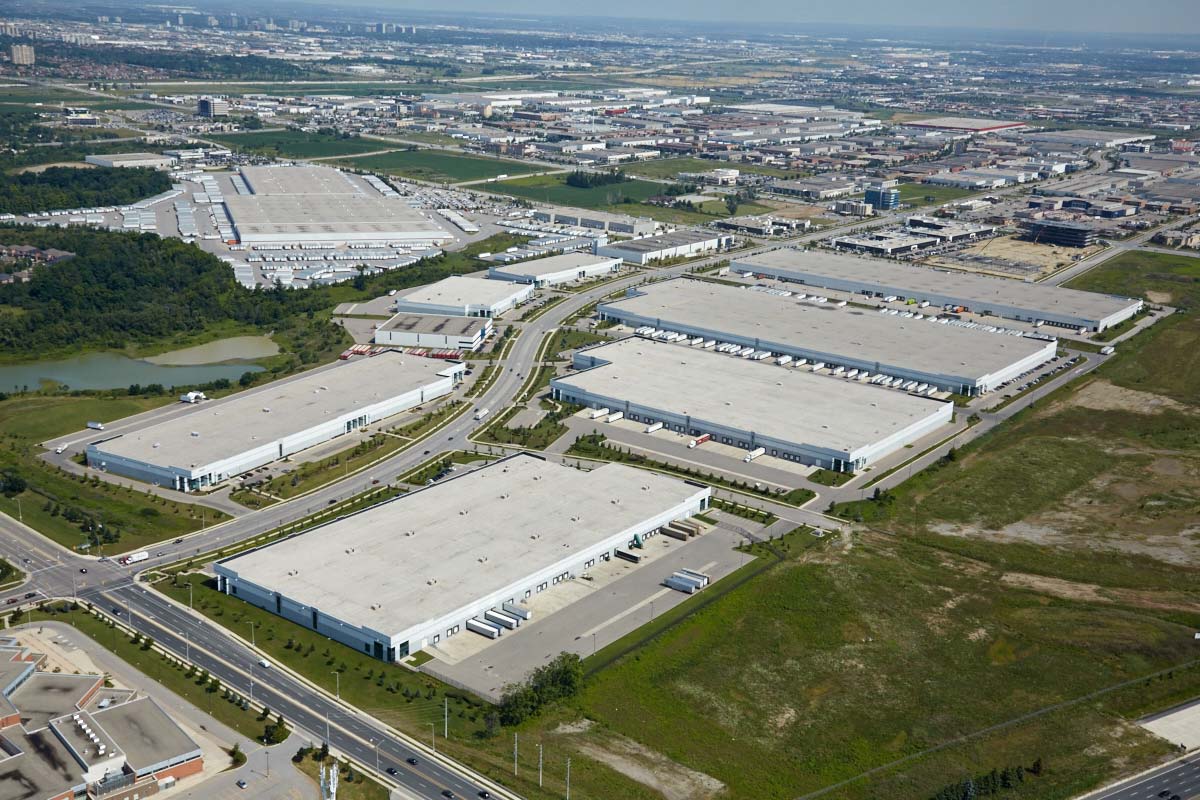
top-left (190, 432), bottom-right (200, 437)
top-left (262, 407), bottom-right (270, 413)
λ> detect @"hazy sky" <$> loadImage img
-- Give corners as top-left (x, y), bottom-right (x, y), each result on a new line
top-left (365, 0), bottom-right (1200, 35)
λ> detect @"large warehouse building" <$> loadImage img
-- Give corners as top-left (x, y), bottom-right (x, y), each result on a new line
top-left (374, 313), bottom-right (493, 351)
top-left (393, 276), bottom-right (534, 317)
top-left (734, 249), bottom-right (1141, 332)
top-left (596, 230), bottom-right (734, 265)
top-left (223, 166), bottom-right (453, 247)
top-left (214, 454), bottom-right (710, 660)
top-left (487, 252), bottom-right (622, 287)
top-left (87, 352), bottom-right (464, 492)
top-left (598, 279), bottom-right (1057, 395)
top-left (554, 339), bottom-right (953, 472)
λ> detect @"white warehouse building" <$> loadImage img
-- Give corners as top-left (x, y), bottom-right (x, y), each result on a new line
top-left (392, 276), bottom-right (534, 318)
top-left (554, 339), bottom-right (954, 472)
top-left (374, 313), bottom-right (493, 351)
top-left (86, 352), bottom-right (464, 492)
top-left (734, 249), bottom-right (1142, 332)
top-left (596, 230), bottom-right (734, 266)
top-left (487, 252), bottom-right (622, 288)
top-left (213, 454), bottom-right (710, 661)
top-left (598, 279), bottom-right (1057, 395)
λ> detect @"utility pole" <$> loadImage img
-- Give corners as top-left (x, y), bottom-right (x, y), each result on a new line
top-left (444, 697), bottom-right (448, 739)
top-left (566, 757), bottom-right (571, 800)
top-left (249, 621), bottom-right (255, 647)
top-left (331, 671), bottom-right (339, 699)
top-left (538, 743), bottom-right (543, 787)
top-left (188, 582), bottom-right (193, 609)
top-left (513, 732), bottom-right (518, 776)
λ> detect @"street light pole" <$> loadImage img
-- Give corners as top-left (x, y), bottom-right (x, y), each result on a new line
top-left (538, 743), bottom-right (543, 787)
top-left (566, 757), bottom-right (571, 800)
top-left (331, 671), bottom-right (339, 699)
top-left (248, 621), bottom-right (255, 647)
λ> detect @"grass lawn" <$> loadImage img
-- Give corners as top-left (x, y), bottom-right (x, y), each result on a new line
top-left (0, 393), bottom-right (173, 442)
top-left (1066, 249), bottom-right (1200, 310)
top-left (338, 150), bottom-right (538, 183)
top-left (552, 329), bottom-right (607, 355)
top-left (809, 467), bottom-right (853, 487)
top-left (293, 753), bottom-right (388, 800)
top-left (0, 394), bottom-right (229, 552)
top-left (897, 183), bottom-right (978, 206)
top-left (207, 131), bottom-right (388, 159)
top-left (625, 157), bottom-right (798, 180)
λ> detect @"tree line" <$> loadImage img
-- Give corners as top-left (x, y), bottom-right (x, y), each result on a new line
top-left (565, 169), bottom-right (630, 189)
top-left (0, 227), bottom-right (504, 359)
top-left (0, 166), bottom-right (170, 215)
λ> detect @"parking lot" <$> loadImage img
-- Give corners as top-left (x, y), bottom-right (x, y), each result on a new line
top-left (421, 515), bottom-right (760, 702)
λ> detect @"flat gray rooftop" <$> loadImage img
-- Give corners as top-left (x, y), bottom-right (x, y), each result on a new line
top-left (10, 674), bottom-right (100, 732)
top-left (93, 698), bottom-right (198, 772)
top-left (240, 165), bottom-right (360, 195)
top-left (907, 117), bottom-right (1024, 131)
top-left (490, 252), bottom-right (617, 279)
top-left (219, 455), bottom-right (705, 638)
top-left (602, 279), bottom-right (1052, 381)
top-left (735, 249), bottom-right (1139, 322)
top-left (92, 352), bottom-right (454, 469)
top-left (0, 728), bottom-right (78, 800)
top-left (558, 338), bottom-right (949, 454)
top-left (224, 194), bottom-right (450, 240)
top-left (378, 313), bottom-right (489, 337)
top-left (397, 276), bottom-right (530, 308)
top-left (606, 230), bottom-right (718, 253)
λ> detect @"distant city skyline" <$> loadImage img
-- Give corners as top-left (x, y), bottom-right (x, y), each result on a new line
top-left (346, 0), bottom-right (1200, 36)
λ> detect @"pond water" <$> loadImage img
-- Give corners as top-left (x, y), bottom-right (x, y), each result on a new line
top-left (0, 349), bottom-right (267, 392)
top-left (144, 336), bottom-right (279, 365)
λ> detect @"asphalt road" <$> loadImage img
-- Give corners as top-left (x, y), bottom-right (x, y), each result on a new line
top-left (1086, 757), bottom-right (1200, 800)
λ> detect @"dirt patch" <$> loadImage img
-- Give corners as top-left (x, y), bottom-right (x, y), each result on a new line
top-left (1146, 290), bottom-right (1174, 304)
top-left (574, 734), bottom-right (726, 800)
top-left (772, 706), bottom-right (797, 732)
top-left (1059, 379), bottom-right (1194, 416)
top-left (14, 161), bottom-right (94, 174)
top-left (1001, 572), bottom-right (1200, 614)
top-left (553, 718), bottom-right (594, 735)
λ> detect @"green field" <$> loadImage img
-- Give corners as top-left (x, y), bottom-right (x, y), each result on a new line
top-left (338, 149), bottom-right (538, 183)
top-left (1065, 249), bottom-right (1200, 404)
top-left (896, 182), bottom-right (978, 206)
top-left (207, 131), bottom-right (389, 159)
top-left (625, 157), bottom-right (799, 180)
top-left (489, 173), bottom-right (772, 224)
top-left (0, 393), bottom-right (229, 552)
top-left (1066, 249), bottom-right (1200, 310)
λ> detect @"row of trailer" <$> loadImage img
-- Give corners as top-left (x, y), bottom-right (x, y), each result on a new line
top-left (664, 568), bottom-right (711, 595)
top-left (466, 602), bottom-right (534, 640)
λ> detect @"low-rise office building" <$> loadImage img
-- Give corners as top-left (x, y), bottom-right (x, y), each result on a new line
top-left (596, 230), bottom-right (733, 265)
top-left (554, 338), bottom-right (953, 472)
top-left (87, 351), bottom-right (464, 492)
top-left (0, 637), bottom-right (203, 800)
top-left (374, 313), bottom-right (492, 351)
top-left (392, 276), bottom-right (534, 317)
top-left (214, 454), bottom-right (710, 660)
top-left (598, 279), bottom-right (1057, 394)
top-left (487, 252), bottom-right (621, 287)
top-left (734, 249), bottom-right (1140, 331)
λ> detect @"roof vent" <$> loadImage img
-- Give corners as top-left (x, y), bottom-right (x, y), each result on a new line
top-left (190, 431), bottom-right (200, 437)
top-left (262, 407), bottom-right (271, 413)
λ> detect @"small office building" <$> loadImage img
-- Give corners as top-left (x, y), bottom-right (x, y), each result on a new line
top-left (374, 313), bottom-right (492, 351)
top-left (392, 276), bottom-right (534, 317)
top-left (487, 252), bottom-right (622, 287)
